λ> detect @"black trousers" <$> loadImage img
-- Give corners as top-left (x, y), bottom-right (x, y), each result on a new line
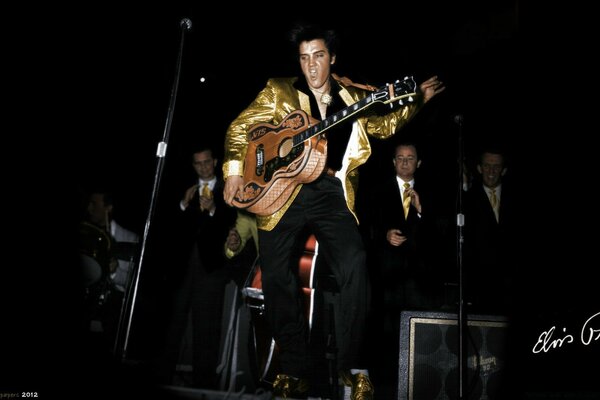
top-left (258, 175), bottom-right (369, 378)
top-left (157, 245), bottom-right (233, 389)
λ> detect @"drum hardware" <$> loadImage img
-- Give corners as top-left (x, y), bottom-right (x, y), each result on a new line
top-left (79, 221), bottom-right (117, 281)
top-left (79, 220), bottom-right (119, 320)
top-left (241, 287), bottom-right (265, 314)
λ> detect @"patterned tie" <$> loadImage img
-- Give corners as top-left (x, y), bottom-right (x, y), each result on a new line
top-left (490, 188), bottom-right (499, 222)
top-left (403, 182), bottom-right (411, 219)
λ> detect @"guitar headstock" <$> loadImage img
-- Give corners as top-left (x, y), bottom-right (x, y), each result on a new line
top-left (372, 76), bottom-right (417, 106)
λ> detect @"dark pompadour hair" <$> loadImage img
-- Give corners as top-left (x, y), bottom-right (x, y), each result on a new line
top-left (288, 22), bottom-right (338, 57)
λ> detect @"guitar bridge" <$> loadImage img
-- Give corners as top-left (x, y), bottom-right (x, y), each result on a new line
top-left (255, 145), bottom-right (264, 176)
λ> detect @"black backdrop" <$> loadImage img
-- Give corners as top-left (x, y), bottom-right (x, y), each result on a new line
top-left (7, 2), bottom-right (599, 398)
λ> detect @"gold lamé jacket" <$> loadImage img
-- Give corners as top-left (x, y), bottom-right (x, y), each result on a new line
top-left (223, 77), bottom-right (423, 231)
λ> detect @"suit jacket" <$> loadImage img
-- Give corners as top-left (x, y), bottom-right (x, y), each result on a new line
top-left (376, 177), bottom-right (429, 277)
top-left (464, 184), bottom-right (513, 269)
top-left (464, 183), bottom-right (515, 312)
top-left (223, 76), bottom-right (423, 231)
top-left (180, 178), bottom-right (237, 271)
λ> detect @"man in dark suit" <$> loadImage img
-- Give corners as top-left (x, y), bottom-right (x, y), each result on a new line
top-left (156, 146), bottom-right (237, 388)
top-left (464, 146), bottom-right (514, 315)
top-left (376, 141), bottom-right (435, 311)
top-left (373, 141), bottom-right (438, 397)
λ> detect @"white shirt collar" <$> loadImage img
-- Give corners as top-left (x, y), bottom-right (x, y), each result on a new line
top-left (484, 184), bottom-right (501, 197)
top-left (198, 176), bottom-right (217, 190)
top-left (396, 176), bottom-right (414, 188)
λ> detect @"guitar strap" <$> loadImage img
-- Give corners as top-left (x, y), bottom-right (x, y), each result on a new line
top-left (331, 73), bottom-right (377, 92)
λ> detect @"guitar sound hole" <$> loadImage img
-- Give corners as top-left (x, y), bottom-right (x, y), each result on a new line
top-left (278, 138), bottom-right (293, 158)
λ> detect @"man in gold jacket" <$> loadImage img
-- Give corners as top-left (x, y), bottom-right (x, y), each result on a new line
top-left (223, 22), bottom-right (444, 399)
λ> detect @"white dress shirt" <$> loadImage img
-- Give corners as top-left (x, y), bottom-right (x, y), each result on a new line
top-left (110, 220), bottom-right (140, 292)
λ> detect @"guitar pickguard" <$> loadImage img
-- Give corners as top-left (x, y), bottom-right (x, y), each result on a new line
top-left (263, 144), bottom-right (305, 182)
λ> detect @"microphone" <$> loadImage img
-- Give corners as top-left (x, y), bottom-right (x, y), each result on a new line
top-left (180, 18), bottom-right (192, 31)
top-left (453, 114), bottom-right (463, 126)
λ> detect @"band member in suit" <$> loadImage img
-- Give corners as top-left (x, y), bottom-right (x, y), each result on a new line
top-left (464, 146), bottom-right (514, 315)
top-left (157, 146), bottom-right (237, 388)
top-left (223, 22), bottom-right (444, 399)
top-left (372, 141), bottom-right (439, 397)
top-left (376, 142), bottom-right (433, 310)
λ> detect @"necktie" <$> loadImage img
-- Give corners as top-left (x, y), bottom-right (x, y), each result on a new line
top-left (489, 188), bottom-right (497, 209)
top-left (490, 188), bottom-right (499, 222)
top-left (201, 182), bottom-right (212, 199)
top-left (200, 183), bottom-right (212, 211)
top-left (403, 182), bottom-right (411, 219)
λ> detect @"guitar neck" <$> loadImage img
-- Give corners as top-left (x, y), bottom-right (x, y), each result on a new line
top-left (292, 95), bottom-right (376, 146)
top-left (292, 77), bottom-right (417, 146)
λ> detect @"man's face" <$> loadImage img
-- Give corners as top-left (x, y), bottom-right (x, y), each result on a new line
top-left (87, 193), bottom-right (111, 227)
top-left (298, 39), bottom-right (335, 91)
top-left (477, 152), bottom-right (505, 188)
top-left (192, 150), bottom-right (216, 180)
top-left (393, 145), bottom-right (420, 181)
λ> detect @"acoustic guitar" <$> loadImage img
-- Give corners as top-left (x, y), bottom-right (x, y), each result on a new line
top-left (231, 77), bottom-right (417, 215)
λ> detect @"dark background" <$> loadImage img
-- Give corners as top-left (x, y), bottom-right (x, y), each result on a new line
top-left (6, 1), bottom-right (598, 398)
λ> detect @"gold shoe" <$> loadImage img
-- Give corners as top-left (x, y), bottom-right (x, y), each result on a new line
top-left (340, 371), bottom-right (374, 400)
top-left (272, 374), bottom-right (309, 399)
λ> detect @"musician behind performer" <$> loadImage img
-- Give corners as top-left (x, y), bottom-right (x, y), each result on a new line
top-left (223, 22), bottom-right (444, 399)
top-left (80, 188), bottom-right (139, 347)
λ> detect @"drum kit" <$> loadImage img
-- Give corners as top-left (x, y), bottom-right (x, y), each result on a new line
top-left (80, 221), bottom-right (114, 279)
top-left (79, 221), bottom-right (138, 287)
top-left (79, 221), bottom-right (127, 313)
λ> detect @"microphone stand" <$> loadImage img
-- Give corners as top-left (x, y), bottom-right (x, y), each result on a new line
top-left (454, 114), bottom-right (468, 399)
top-left (115, 18), bottom-right (193, 361)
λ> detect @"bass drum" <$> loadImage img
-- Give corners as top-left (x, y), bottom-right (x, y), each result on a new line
top-left (79, 221), bottom-right (114, 287)
top-left (80, 254), bottom-right (102, 287)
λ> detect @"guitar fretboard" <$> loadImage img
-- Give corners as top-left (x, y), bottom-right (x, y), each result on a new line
top-left (292, 95), bottom-right (374, 146)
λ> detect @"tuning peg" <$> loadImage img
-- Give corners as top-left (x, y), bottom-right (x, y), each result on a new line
top-left (398, 99), bottom-right (404, 106)
top-left (389, 103), bottom-right (394, 109)
top-left (408, 96), bottom-right (414, 102)
top-left (404, 76), bottom-right (409, 80)
top-left (395, 79), bottom-right (400, 83)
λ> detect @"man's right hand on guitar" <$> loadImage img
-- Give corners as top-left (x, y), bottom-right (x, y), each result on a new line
top-left (224, 176), bottom-right (244, 206)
